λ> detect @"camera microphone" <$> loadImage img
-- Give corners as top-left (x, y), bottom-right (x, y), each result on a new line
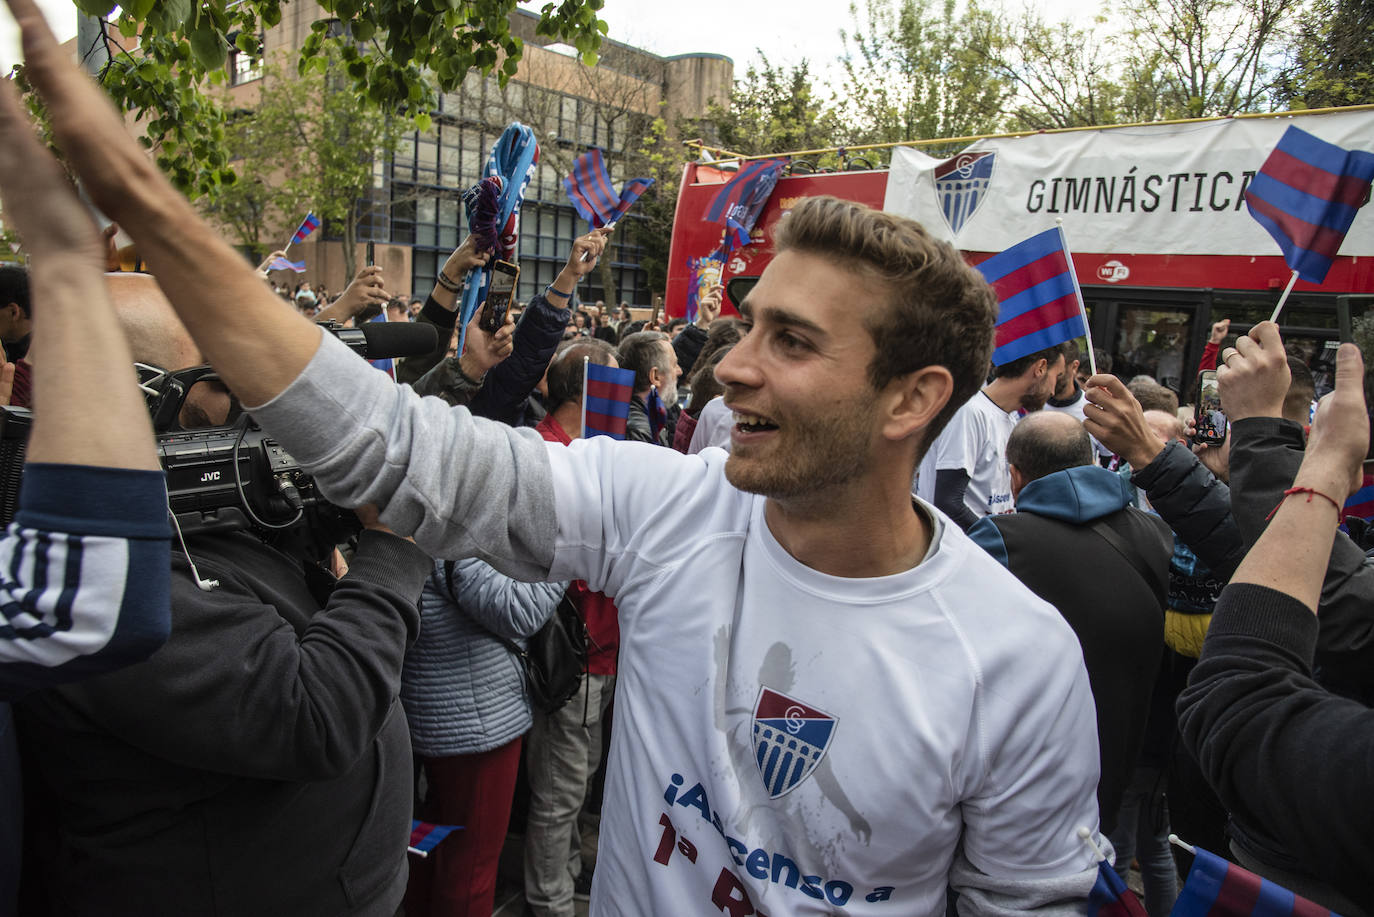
top-left (320, 321), bottom-right (437, 361)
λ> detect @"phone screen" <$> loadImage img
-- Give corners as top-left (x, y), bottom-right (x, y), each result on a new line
top-left (1194, 370), bottom-right (1226, 444)
top-left (365, 241), bottom-right (375, 267)
top-left (480, 261), bottom-right (519, 333)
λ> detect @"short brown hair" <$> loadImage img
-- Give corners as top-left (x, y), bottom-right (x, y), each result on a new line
top-left (773, 197), bottom-right (997, 451)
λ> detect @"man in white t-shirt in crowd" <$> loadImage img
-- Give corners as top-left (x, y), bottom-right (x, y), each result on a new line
top-left (5, 15), bottom-right (1110, 909)
top-left (1044, 339), bottom-right (1113, 462)
top-left (917, 343), bottom-right (1066, 529)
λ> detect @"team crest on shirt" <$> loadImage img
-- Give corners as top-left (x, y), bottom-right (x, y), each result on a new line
top-left (751, 687), bottom-right (837, 799)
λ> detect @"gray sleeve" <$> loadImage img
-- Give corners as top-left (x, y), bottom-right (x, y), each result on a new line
top-left (248, 330), bottom-right (558, 581)
top-left (450, 557), bottom-right (566, 641)
top-left (950, 849), bottom-right (1098, 917)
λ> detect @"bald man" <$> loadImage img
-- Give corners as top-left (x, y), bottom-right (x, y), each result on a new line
top-left (968, 411), bottom-right (1172, 834)
top-left (18, 272), bottom-right (432, 916)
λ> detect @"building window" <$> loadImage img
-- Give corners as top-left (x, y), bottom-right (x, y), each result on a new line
top-left (228, 41), bottom-right (262, 85)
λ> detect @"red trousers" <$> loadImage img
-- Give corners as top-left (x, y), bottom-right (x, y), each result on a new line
top-left (405, 738), bottom-right (523, 917)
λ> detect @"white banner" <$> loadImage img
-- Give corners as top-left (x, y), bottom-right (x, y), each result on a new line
top-left (882, 109), bottom-right (1374, 257)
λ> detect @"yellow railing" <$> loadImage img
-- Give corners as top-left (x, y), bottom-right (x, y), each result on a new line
top-left (682, 104), bottom-right (1374, 167)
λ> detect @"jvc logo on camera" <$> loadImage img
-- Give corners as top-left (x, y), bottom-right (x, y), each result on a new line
top-left (200, 471), bottom-right (222, 483)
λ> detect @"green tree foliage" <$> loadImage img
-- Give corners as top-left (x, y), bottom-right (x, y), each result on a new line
top-left (968, 10), bottom-right (1136, 130)
top-left (58, 0), bottom-right (607, 199)
top-left (838, 0), bottom-right (1008, 147)
top-left (705, 57), bottom-right (842, 158)
top-left (199, 47), bottom-right (401, 278)
top-left (1118, 0), bottom-right (1300, 118)
top-left (1277, 0), bottom-right (1374, 109)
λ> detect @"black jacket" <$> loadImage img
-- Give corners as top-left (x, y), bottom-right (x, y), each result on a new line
top-left (404, 292), bottom-right (570, 427)
top-left (18, 529), bottom-right (429, 916)
top-left (969, 465), bottom-right (1171, 833)
top-left (1178, 583), bottom-right (1374, 913)
top-left (1228, 416), bottom-right (1374, 699)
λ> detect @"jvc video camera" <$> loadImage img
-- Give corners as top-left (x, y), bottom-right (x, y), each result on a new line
top-left (0, 320), bottom-right (437, 561)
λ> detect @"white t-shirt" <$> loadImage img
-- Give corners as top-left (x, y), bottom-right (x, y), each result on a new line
top-left (916, 391), bottom-right (1017, 517)
top-left (548, 445), bottom-right (1102, 915)
top-left (688, 395), bottom-right (733, 454)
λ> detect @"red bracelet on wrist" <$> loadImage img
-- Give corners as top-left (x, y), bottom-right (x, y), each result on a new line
top-left (1265, 486), bottom-right (1344, 521)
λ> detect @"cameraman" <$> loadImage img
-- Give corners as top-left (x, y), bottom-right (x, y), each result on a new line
top-left (17, 272), bottom-right (430, 916)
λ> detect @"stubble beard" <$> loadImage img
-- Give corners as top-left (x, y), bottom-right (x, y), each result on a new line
top-left (723, 399), bottom-right (877, 501)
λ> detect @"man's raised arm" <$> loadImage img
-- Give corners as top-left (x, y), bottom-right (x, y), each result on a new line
top-left (0, 61), bottom-right (169, 693)
top-left (4, 0), bottom-right (320, 407)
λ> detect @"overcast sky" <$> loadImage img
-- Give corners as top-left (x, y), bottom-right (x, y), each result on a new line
top-left (2, 0), bottom-right (1109, 74)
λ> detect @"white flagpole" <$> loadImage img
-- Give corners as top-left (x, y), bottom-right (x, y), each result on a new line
top-left (580, 356), bottom-right (590, 438)
top-left (1269, 270), bottom-right (1300, 323)
top-left (1056, 219), bottom-right (1097, 377)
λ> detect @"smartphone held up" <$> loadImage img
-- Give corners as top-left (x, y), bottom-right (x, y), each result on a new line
top-left (480, 260), bottom-right (519, 333)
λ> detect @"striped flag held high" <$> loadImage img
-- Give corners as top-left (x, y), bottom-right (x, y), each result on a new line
top-left (976, 226), bottom-right (1088, 366)
top-left (1245, 126), bottom-right (1374, 284)
top-left (703, 158), bottom-right (785, 239)
top-left (290, 212), bottom-right (321, 245)
top-left (563, 148), bottom-right (654, 229)
top-left (582, 360), bottom-right (637, 440)
top-left (1171, 845), bottom-right (1336, 917)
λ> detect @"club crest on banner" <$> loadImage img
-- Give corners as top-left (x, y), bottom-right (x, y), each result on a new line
top-left (933, 151), bottom-right (995, 235)
top-left (751, 687), bottom-right (837, 799)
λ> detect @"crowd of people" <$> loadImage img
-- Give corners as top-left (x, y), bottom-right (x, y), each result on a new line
top-left (1, 0), bottom-right (1373, 914)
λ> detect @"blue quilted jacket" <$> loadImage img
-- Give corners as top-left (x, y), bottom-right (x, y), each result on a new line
top-left (400, 558), bottom-right (565, 756)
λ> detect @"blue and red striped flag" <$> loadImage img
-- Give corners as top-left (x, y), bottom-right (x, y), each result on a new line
top-left (582, 360), bottom-right (636, 440)
top-left (1245, 126), bottom-right (1374, 285)
top-left (703, 159), bottom-right (785, 256)
top-left (1172, 846), bottom-right (1335, 917)
top-left (704, 158), bottom-right (784, 230)
top-left (564, 148), bottom-right (654, 229)
top-left (1087, 860), bottom-right (1147, 917)
top-left (290, 212), bottom-right (321, 245)
top-left (407, 820), bottom-right (461, 857)
top-left (976, 226), bottom-right (1088, 366)
top-left (268, 256), bottom-right (306, 273)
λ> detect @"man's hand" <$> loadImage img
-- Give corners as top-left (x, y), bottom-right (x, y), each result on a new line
top-left (317, 265), bottom-right (388, 323)
top-left (1297, 342), bottom-right (1368, 502)
top-left (1082, 373), bottom-right (1166, 469)
top-left (553, 227), bottom-right (613, 292)
top-left (1208, 318), bottom-right (1231, 345)
top-left (254, 250), bottom-right (289, 279)
top-left (458, 308), bottom-right (515, 380)
top-left (442, 234), bottom-right (493, 279)
top-left (1217, 321), bottom-right (1289, 422)
top-left (696, 284), bottom-right (722, 328)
